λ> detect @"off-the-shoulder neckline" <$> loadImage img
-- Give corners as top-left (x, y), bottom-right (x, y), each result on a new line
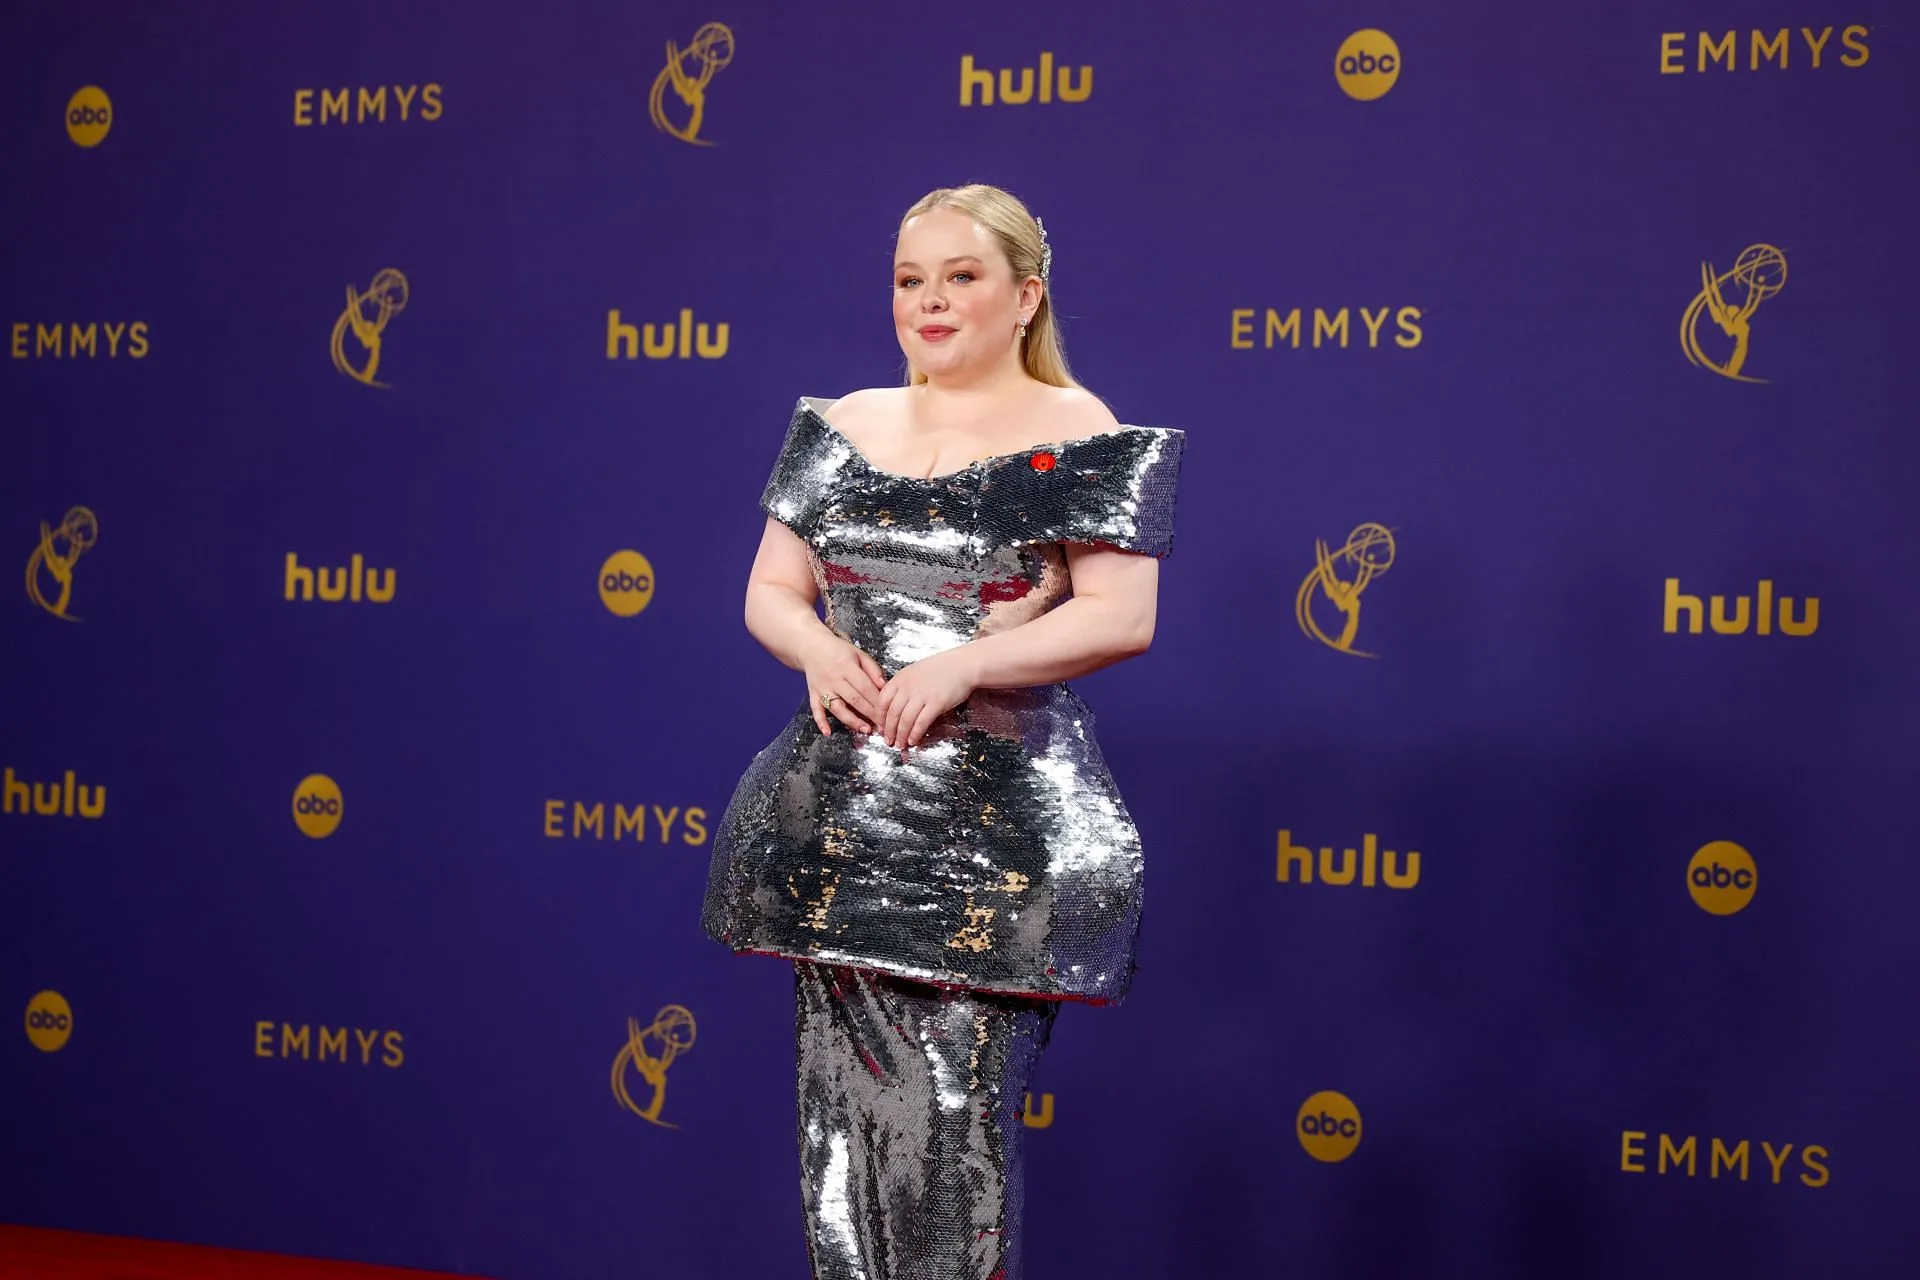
top-left (796, 396), bottom-right (1175, 483)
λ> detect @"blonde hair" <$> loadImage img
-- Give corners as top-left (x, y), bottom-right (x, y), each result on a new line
top-left (897, 184), bottom-right (1077, 388)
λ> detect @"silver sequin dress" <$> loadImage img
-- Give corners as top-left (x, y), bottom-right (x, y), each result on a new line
top-left (702, 396), bottom-right (1185, 1005)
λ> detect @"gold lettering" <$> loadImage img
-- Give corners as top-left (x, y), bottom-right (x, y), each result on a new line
top-left (1264, 308), bottom-right (1301, 349)
top-left (1840, 25), bottom-right (1870, 67)
top-left (1359, 307), bottom-right (1390, 347)
top-left (1659, 32), bottom-right (1686, 74)
top-left (382, 1030), bottom-right (405, 1067)
top-left (1802, 27), bottom-right (1833, 68)
top-left (1620, 1130), bottom-right (1646, 1173)
top-left (69, 324), bottom-right (97, 357)
top-left (11, 323), bottom-right (26, 358)
top-left (573, 801), bottom-right (604, 839)
top-left (103, 322), bottom-right (125, 356)
top-left (1230, 308), bottom-right (1254, 349)
top-left (294, 89), bottom-right (315, 126)
top-left (37, 323), bottom-right (62, 358)
top-left (1710, 1138), bottom-right (1749, 1180)
top-left (254, 1020), bottom-right (274, 1057)
top-left (354, 1027), bottom-right (378, 1064)
top-left (1700, 31), bottom-right (1736, 72)
top-left (420, 83), bottom-right (444, 120)
top-left (357, 86), bottom-right (387, 122)
top-left (1801, 1145), bottom-right (1830, 1187)
top-left (1312, 308), bottom-right (1349, 348)
top-left (321, 88), bottom-right (349, 124)
top-left (319, 1026), bottom-right (349, 1062)
top-left (282, 1024), bottom-right (311, 1060)
top-left (1762, 1141), bottom-right (1794, 1184)
top-left (653, 805), bottom-right (681, 841)
top-left (395, 84), bottom-right (418, 119)
top-left (1658, 1133), bottom-right (1696, 1176)
top-left (1395, 306), bottom-right (1423, 348)
top-left (128, 321), bottom-right (149, 358)
top-left (683, 807), bottom-right (708, 845)
top-left (614, 804), bottom-right (646, 841)
top-left (544, 799), bottom-right (564, 837)
top-left (1751, 29), bottom-right (1789, 69)
top-left (1276, 830), bottom-right (1313, 883)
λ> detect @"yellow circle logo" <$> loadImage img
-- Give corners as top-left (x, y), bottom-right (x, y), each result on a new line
top-left (1335, 30), bottom-right (1401, 101)
top-left (1687, 840), bottom-right (1756, 915)
top-left (25, 991), bottom-right (73, 1052)
top-left (599, 550), bottom-right (656, 617)
top-left (66, 86), bottom-right (113, 148)
top-left (293, 774), bottom-right (344, 839)
top-left (1297, 1090), bottom-right (1362, 1162)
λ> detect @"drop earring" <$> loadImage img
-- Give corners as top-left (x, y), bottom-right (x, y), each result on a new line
top-left (1018, 319), bottom-right (1028, 339)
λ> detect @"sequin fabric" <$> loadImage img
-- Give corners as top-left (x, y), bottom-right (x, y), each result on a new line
top-left (702, 396), bottom-right (1185, 1004)
top-left (796, 962), bottom-right (1056, 1280)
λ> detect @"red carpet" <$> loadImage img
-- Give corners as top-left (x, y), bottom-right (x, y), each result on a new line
top-left (0, 1227), bottom-right (486, 1279)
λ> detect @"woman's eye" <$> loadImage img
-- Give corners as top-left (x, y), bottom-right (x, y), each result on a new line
top-left (896, 277), bottom-right (921, 289)
top-left (951, 272), bottom-right (973, 283)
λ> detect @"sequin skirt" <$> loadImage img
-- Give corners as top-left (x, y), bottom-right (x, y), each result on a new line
top-left (702, 684), bottom-right (1144, 1004)
top-left (796, 961), bottom-right (1057, 1280)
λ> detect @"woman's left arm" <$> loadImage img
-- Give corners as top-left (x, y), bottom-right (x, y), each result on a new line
top-left (875, 545), bottom-right (1160, 748)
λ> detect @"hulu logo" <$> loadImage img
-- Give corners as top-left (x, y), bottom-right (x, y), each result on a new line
top-left (1276, 830), bottom-right (1419, 889)
top-left (959, 54), bottom-right (1092, 106)
top-left (1663, 578), bottom-right (1817, 636)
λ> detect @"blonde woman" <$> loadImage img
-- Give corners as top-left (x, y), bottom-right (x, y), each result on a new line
top-left (703, 184), bottom-right (1185, 1280)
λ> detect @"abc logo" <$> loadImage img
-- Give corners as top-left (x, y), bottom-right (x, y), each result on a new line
top-left (25, 991), bottom-right (73, 1052)
top-left (65, 86), bottom-right (113, 148)
top-left (1687, 840), bottom-right (1756, 915)
top-left (292, 773), bottom-right (344, 839)
top-left (1296, 1089), bottom-right (1362, 1162)
top-left (1335, 30), bottom-right (1401, 101)
top-left (599, 549), bottom-right (657, 617)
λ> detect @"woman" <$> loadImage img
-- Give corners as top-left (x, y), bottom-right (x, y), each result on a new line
top-left (702, 184), bottom-right (1185, 1279)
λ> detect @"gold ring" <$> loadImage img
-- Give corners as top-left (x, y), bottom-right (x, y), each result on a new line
top-left (823, 694), bottom-right (840, 707)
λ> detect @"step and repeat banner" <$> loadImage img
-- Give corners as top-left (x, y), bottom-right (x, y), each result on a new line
top-left (5, 3), bottom-right (1916, 1277)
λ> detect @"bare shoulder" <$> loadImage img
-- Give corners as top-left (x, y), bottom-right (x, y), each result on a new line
top-left (822, 386), bottom-right (907, 430)
top-left (1040, 384), bottom-right (1122, 437)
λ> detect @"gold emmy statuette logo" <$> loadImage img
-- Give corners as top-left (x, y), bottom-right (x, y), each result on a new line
top-left (292, 774), bottom-right (343, 839)
top-left (1682, 244), bottom-right (1787, 382)
top-left (26, 507), bottom-right (99, 621)
top-left (612, 1005), bottom-right (697, 1128)
top-left (650, 23), bottom-right (734, 145)
top-left (1688, 841), bottom-right (1757, 916)
top-left (599, 550), bottom-right (656, 616)
top-left (1335, 30), bottom-right (1400, 100)
top-left (25, 991), bottom-right (73, 1052)
top-left (1296, 523), bottom-right (1396, 657)
top-left (1298, 1090), bottom-right (1362, 1162)
top-left (331, 269), bottom-right (410, 388)
top-left (66, 86), bottom-right (112, 147)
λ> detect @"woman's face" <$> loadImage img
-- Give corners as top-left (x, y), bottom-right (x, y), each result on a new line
top-left (893, 208), bottom-right (1029, 381)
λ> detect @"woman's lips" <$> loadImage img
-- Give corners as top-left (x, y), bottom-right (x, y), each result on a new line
top-left (918, 326), bottom-right (956, 342)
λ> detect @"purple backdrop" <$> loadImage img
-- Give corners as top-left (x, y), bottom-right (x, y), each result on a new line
top-left (5, 2), bottom-right (1917, 1277)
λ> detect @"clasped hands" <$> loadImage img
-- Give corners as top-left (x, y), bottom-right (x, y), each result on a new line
top-left (802, 633), bottom-right (977, 753)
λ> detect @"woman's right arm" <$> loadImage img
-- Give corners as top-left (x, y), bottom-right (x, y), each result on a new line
top-left (744, 517), bottom-right (885, 734)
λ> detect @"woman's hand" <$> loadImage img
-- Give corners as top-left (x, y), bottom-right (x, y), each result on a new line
top-left (877, 649), bottom-right (980, 750)
top-left (801, 632), bottom-right (887, 736)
